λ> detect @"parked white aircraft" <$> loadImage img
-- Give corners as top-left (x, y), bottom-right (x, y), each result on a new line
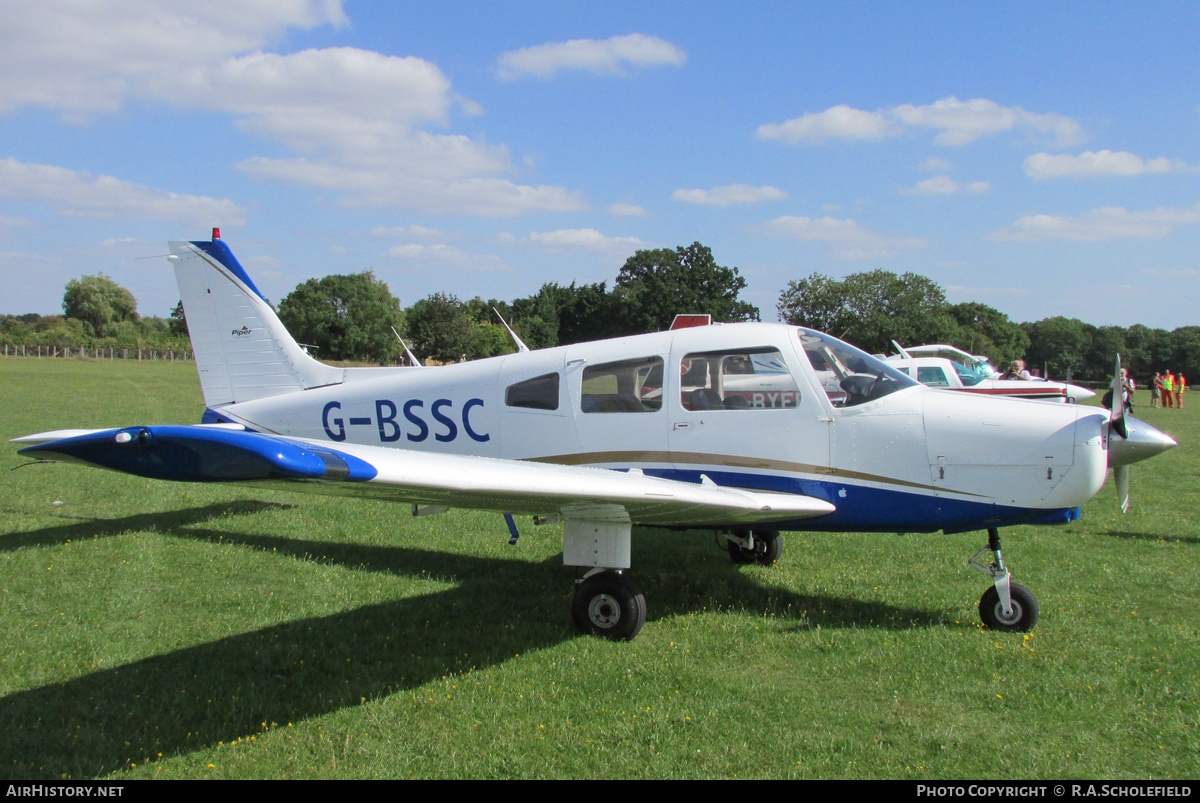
top-left (886, 344), bottom-right (1095, 403)
top-left (903, 344), bottom-right (1002, 378)
top-left (13, 234), bottom-right (1176, 640)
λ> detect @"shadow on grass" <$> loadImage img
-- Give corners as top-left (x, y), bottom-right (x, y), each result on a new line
top-left (1098, 529), bottom-right (1200, 546)
top-left (0, 500), bottom-right (293, 553)
top-left (1, 507), bottom-right (947, 779)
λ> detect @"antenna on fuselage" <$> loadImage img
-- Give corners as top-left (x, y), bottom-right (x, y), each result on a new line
top-left (493, 307), bottom-right (529, 353)
top-left (390, 326), bottom-right (423, 368)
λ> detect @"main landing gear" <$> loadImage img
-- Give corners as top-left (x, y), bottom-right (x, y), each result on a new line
top-left (571, 570), bottom-right (646, 641)
top-left (720, 529), bottom-right (782, 566)
top-left (565, 516), bottom-right (784, 642)
top-left (969, 528), bottom-right (1039, 631)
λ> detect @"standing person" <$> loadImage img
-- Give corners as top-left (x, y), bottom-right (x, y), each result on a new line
top-left (1163, 370), bottom-right (1176, 408)
top-left (1178, 373), bottom-right (1186, 409)
top-left (1151, 372), bottom-right (1162, 407)
top-left (1001, 360), bottom-right (1031, 380)
top-left (1113, 368), bottom-right (1135, 413)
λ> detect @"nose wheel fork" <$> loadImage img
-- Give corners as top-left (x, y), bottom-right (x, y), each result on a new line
top-left (969, 528), bottom-right (1039, 631)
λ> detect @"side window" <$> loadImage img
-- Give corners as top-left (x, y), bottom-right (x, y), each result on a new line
top-left (917, 366), bottom-right (950, 386)
top-left (680, 348), bottom-right (799, 410)
top-left (506, 372), bottom-right (560, 410)
top-left (581, 357), bottom-right (663, 413)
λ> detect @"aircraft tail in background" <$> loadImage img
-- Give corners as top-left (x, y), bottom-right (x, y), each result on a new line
top-left (169, 231), bottom-right (343, 408)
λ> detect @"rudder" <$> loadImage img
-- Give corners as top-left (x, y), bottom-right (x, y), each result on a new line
top-left (169, 234), bottom-right (343, 407)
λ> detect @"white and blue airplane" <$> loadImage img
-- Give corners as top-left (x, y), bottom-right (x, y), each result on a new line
top-left (13, 233), bottom-right (1177, 640)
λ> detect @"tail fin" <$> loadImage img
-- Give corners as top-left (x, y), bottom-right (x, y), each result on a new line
top-left (170, 235), bottom-right (343, 407)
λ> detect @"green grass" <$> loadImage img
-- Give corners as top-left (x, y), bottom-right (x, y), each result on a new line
top-left (1, 357), bottom-right (1197, 779)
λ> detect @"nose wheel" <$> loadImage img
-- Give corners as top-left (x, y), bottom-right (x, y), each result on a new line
top-left (969, 528), bottom-right (1039, 632)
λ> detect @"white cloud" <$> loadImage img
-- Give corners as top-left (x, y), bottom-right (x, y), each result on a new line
top-left (528, 229), bottom-right (646, 252)
top-left (0, 4), bottom-right (585, 217)
top-left (919, 157), bottom-right (954, 172)
top-left (0, 0), bottom-right (347, 116)
top-left (164, 47), bottom-right (461, 141)
top-left (756, 105), bottom-right (895, 144)
top-left (672, 184), bottom-right (787, 206)
top-left (0, 214), bottom-right (35, 230)
top-left (387, 243), bottom-right (510, 271)
top-left (991, 203), bottom-right (1200, 241)
top-left (759, 96), bottom-right (1084, 147)
top-left (891, 97), bottom-right (1083, 147)
top-left (372, 225), bottom-right (450, 240)
top-left (608, 202), bottom-right (648, 217)
top-left (236, 154), bottom-right (587, 216)
top-left (1024, 150), bottom-right (1194, 178)
top-left (0, 157), bottom-right (246, 225)
top-left (496, 34), bottom-right (686, 80)
top-left (899, 176), bottom-right (991, 195)
top-left (757, 215), bottom-right (927, 259)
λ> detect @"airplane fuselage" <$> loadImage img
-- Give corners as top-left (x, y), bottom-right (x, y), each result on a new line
top-left (207, 322), bottom-right (1110, 535)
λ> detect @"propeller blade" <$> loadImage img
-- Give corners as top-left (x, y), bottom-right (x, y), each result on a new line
top-left (1115, 465), bottom-right (1130, 514)
top-left (1110, 354), bottom-right (1128, 439)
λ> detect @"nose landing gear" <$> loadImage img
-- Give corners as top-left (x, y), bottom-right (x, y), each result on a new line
top-left (969, 528), bottom-right (1039, 631)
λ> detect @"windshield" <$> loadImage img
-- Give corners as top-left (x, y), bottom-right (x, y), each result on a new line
top-left (952, 360), bottom-right (986, 386)
top-left (797, 328), bottom-right (919, 407)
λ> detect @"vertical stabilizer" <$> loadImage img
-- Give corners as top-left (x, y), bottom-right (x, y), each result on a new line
top-left (169, 238), bottom-right (343, 406)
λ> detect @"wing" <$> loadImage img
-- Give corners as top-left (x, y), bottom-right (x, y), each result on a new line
top-left (15, 425), bottom-right (835, 528)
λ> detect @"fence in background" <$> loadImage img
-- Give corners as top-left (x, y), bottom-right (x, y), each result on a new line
top-left (1, 343), bottom-right (192, 361)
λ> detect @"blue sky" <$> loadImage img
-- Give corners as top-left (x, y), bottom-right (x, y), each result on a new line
top-left (2, 1), bottom-right (1199, 330)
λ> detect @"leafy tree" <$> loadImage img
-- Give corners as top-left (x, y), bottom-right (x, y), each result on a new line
top-left (512, 281), bottom-right (624, 347)
top-left (169, 300), bottom-right (188, 337)
top-left (614, 243), bottom-right (759, 335)
top-left (1167, 326), bottom-right (1200, 382)
top-left (62, 274), bottom-right (139, 337)
top-left (404, 292), bottom-right (477, 364)
top-left (1084, 325), bottom-right (1127, 380)
top-left (946, 302), bottom-right (1030, 368)
top-left (777, 269), bottom-right (956, 354)
top-left (277, 271), bottom-right (404, 363)
top-left (1021, 316), bottom-right (1095, 379)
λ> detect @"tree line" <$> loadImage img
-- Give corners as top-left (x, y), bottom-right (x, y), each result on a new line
top-left (4, 243), bottom-right (1197, 384)
top-left (0, 274), bottom-right (189, 353)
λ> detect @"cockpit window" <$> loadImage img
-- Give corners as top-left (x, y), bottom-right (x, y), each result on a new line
top-left (581, 356), bottom-right (663, 413)
top-left (797, 328), bottom-right (918, 407)
top-left (506, 372), bottom-right (560, 410)
top-left (680, 347), bottom-right (799, 410)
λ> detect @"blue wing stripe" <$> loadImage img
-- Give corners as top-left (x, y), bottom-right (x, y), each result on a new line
top-left (19, 426), bottom-right (377, 483)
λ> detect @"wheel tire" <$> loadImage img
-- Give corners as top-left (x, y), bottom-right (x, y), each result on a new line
top-left (571, 572), bottom-right (646, 641)
top-left (728, 530), bottom-right (782, 566)
top-left (979, 583), bottom-right (1039, 632)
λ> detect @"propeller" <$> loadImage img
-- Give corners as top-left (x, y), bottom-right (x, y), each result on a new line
top-left (1109, 354), bottom-right (1127, 439)
top-left (1106, 353), bottom-right (1177, 513)
top-left (1109, 355), bottom-right (1130, 513)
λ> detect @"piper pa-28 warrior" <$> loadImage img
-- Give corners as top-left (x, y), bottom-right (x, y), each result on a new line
top-left (14, 233), bottom-right (1178, 640)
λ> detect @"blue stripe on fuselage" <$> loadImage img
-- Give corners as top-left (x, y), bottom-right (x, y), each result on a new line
top-left (642, 467), bottom-right (1079, 533)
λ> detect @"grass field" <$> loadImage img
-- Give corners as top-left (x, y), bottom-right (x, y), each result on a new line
top-left (1, 357), bottom-right (1197, 780)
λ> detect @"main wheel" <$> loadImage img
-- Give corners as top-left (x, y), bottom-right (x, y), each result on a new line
top-left (571, 572), bottom-right (646, 641)
top-left (979, 583), bottom-right (1039, 632)
top-left (728, 529), bottom-right (782, 566)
